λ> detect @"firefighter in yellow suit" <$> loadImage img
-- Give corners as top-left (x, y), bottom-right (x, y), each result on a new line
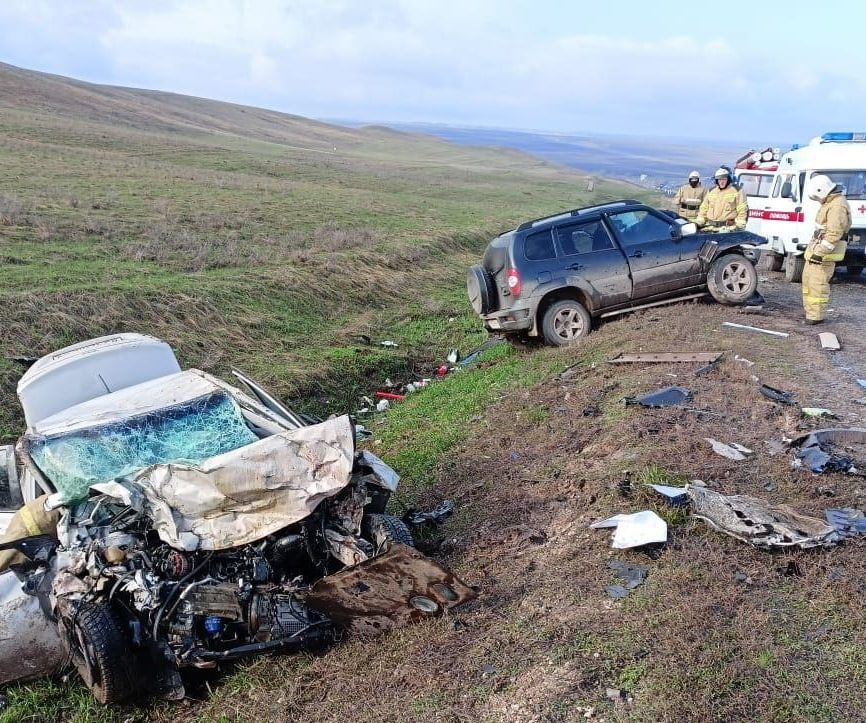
top-left (0, 495), bottom-right (60, 572)
top-left (673, 171), bottom-right (706, 220)
top-left (694, 167), bottom-right (748, 231)
top-left (802, 174), bottom-right (850, 324)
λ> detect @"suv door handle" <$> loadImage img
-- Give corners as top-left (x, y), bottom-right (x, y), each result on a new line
top-left (568, 262), bottom-right (584, 271)
top-left (629, 250), bottom-right (643, 258)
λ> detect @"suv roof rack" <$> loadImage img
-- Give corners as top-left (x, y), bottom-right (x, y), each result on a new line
top-left (516, 200), bottom-right (641, 231)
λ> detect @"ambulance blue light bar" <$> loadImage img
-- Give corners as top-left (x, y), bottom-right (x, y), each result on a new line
top-left (822, 132), bottom-right (866, 141)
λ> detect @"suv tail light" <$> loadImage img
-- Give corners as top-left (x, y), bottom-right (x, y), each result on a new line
top-left (506, 267), bottom-right (522, 297)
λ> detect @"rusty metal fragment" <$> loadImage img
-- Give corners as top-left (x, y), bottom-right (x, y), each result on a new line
top-left (304, 543), bottom-right (476, 636)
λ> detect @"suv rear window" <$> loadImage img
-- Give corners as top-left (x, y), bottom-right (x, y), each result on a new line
top-left (524, 230), bottom-right (555, 260)
top-left (556, 221), bottom-right (613, 255)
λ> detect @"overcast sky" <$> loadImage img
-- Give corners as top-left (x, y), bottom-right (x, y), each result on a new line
top-left (0, 0), bottom-right (862, 144)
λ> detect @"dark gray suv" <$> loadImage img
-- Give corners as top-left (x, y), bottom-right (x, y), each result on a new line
top-left (467, 200), bottom-right (763, 346)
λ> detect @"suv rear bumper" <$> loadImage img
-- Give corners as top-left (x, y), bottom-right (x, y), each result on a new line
top-left (481, 304), bottom-right (534, 333)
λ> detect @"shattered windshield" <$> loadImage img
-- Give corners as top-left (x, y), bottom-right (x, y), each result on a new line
top-left (29, 391), bottom-right (258, 503)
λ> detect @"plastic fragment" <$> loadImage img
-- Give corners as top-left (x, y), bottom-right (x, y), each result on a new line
top-left (380, 341), bottom-right (398, 348)
top-left (825, 508), bottom-right (866, 537)
top-left (802, 407), bottom-right (835, 418)
top-left (375, 391), bottom-right (405, 401)
top-left (591, 510), bottom-right (667, 548)
top-left (375, 399), bottom-right (391, 412)
top-left (648, 484), bottom-right (689, 506)
top-left (705, 438), bottom-right (753, 461)
top-left (759, 384), bottom-right (796, 405)
top-left (403, 500), bottom-right (455, 527)
top-left (624, 386), bottom-right (692, 408)
top-left (721, 322), bottom-right (789, 338)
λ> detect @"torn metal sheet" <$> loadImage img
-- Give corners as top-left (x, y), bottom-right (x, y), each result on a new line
top-left (818, 332), bottom-right (841, 351)
top-left (0, 570), bottom-right (65, 685)
top-left (688, 485), bottom-right (839, 549)
top-left (721, 322), bottom-right (789, 338)
top-left (792, 428), bottom-right (866, 475)
top-left (304, 543), bottom-right (476, 636)
top-left (591, 510), bottom-right (667, 549)
top-left (96, 416), bottom-right (356, 551)
top-left (705, 438), bottom-right (753, 461)
top-left (357, 451), bottom-right (400, 492)
top-left (759, 384), bottom-right (796, 405)
top-left (608, 352), bottom-right (722, 364)
top-left (624, 386), bottom-right (692, 408)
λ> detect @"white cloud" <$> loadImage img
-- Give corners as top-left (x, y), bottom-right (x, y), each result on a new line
top-left (0, 0), bottom-right (864, 141)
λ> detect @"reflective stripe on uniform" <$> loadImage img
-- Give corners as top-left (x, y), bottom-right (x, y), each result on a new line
top-left (18, 505), bottom-right (41, 536)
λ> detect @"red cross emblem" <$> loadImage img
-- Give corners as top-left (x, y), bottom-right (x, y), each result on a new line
top-left (858, 204), bottom-right (866, 214)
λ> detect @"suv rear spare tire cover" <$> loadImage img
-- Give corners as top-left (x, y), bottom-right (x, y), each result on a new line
top-left (467, 265), bottom-right (497, 315)
top-left (707, 254), bottom-right (758, 305)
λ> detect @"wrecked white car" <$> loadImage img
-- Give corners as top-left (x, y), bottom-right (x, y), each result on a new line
top-left (0, 334), bottom-right (474, 703)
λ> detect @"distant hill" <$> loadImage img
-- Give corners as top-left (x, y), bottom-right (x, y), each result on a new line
top-left (0, 61), bottom-right (378, 149)
top-left (377, 122), bottom-right (753, 186)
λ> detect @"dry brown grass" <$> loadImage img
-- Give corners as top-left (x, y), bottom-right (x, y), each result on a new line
top-left (179, 291), bottom-right (866, 723)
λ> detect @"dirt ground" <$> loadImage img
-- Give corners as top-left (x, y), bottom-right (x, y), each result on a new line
top-left (176, 268), bottom-right (866, 723)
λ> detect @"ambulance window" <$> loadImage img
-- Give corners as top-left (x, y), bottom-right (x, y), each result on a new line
top-left (739, 174), bottom-right (761, 197)
top-left (822, 171), bottom-right (866, 200)
top-left (771, 176), bottom-right (782, 198)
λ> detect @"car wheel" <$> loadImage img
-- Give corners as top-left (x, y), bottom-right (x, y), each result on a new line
top-left (845, 265), bottom-right (863, 277)
top-left (59, 602), bottom-right (138, 704)
top-left (784, 255), bottom-right (805, 283)
top-left (466, 265), bottom-right (497, 315)
top-left (706, 254), bottom-right (757, 305)
top-left (758, 253), bottom-right (783, 272)
top-left (363, 513), bottom-right (415, 550)
top-left (541, 300), bottom-right (591, 346)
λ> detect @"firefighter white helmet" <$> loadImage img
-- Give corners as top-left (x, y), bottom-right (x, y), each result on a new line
top-left (807, 174), bottom-right (838, 202)
top-left (713, 167), bottom-right (731, 181)
top-left (688, 170), bottom-right (700, 180)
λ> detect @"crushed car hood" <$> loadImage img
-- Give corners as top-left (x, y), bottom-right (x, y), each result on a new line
top-left (90, 415), bottom-right (356, 551)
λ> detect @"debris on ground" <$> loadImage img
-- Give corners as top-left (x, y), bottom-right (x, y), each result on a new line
top-left (735, 355), bottom-right (755, 367)
top-left (605, 560), bottom-right (648, 599)
top-left (608, 352), bottom-right (722, 364)
top-left (744, 290), bottom-right (766, 307)
top-left (457, 339), bottom-right (505, 367)
top-left (375, 391), bottom-right (405, 402)
top-left (590, 510), bottom-right (668, 549)
top-left (447, 348), bottom-right (460, 364)
top-left (792, 428), bottom-right (866, 474)
top-left (857, 379), bottom-right (866, 390)
top-left (380, 340), bottom-right (399, 348)
top-left (648, 484), bottom-right (689, 506)
top-left (693, 360), bottom-right (720, 376)
top-left (705, 438), bottom-right (754, 461)
top-left (721, 322), bottom-right (789, 338)
top-left (825, 508), bottom-right (866, 537)
top-left (624, 386), bottom-right (692, 408)
top-left (759, 383), bottom-right (796, 405)
top-left (818, 332), bottom-right (841, 351)
top-left (403, 500), bottom-right (455, 528)
top-left (688, 486), bottom-right (839, 549)
top-left (802, 407), bottom-right (837, 418)
top-left (376, 399), bottom-right (391, 412)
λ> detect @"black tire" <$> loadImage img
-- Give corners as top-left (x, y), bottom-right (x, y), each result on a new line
top-left (759, 253), bottom-right (783, 272)
top-left (785, 255), bottom-right (805, 283)
top-left (707, 254), bottom-right (758, 304)
top-left (466, 265), bottom-right (497, 315)
top-left (363, 513), bottom-right (414, 549)
top-left (60, 602), bottom-right (138, 704)
top-left (541, 299), bottom-right (592, 346)
top-left (845, 265), bottom-right (864, 277)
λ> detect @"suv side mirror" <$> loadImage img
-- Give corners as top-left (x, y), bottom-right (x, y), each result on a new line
top-left (680, 222), bottom-right (698, 236)
top-left (781, 181), bottom-right (792, 199)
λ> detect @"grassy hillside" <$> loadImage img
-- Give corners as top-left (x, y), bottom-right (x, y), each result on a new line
top-left (0, 63), bottom-right (651, 440)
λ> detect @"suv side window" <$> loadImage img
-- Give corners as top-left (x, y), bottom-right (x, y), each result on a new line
top-left (607, 210), bottom-right (673, 246)
top-left (556, 220), bottom-right (612, 255)
top-left (524, 230), bottom-right (555, 261)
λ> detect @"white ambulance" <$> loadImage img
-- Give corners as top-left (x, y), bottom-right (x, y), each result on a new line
top-left (735, 132), bottom-right (866, 282)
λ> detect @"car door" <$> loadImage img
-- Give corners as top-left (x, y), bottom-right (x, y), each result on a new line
top-left (605, 209), bottom-right (683, 299)
top-left (552, 218), bottom-right (631, 308)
